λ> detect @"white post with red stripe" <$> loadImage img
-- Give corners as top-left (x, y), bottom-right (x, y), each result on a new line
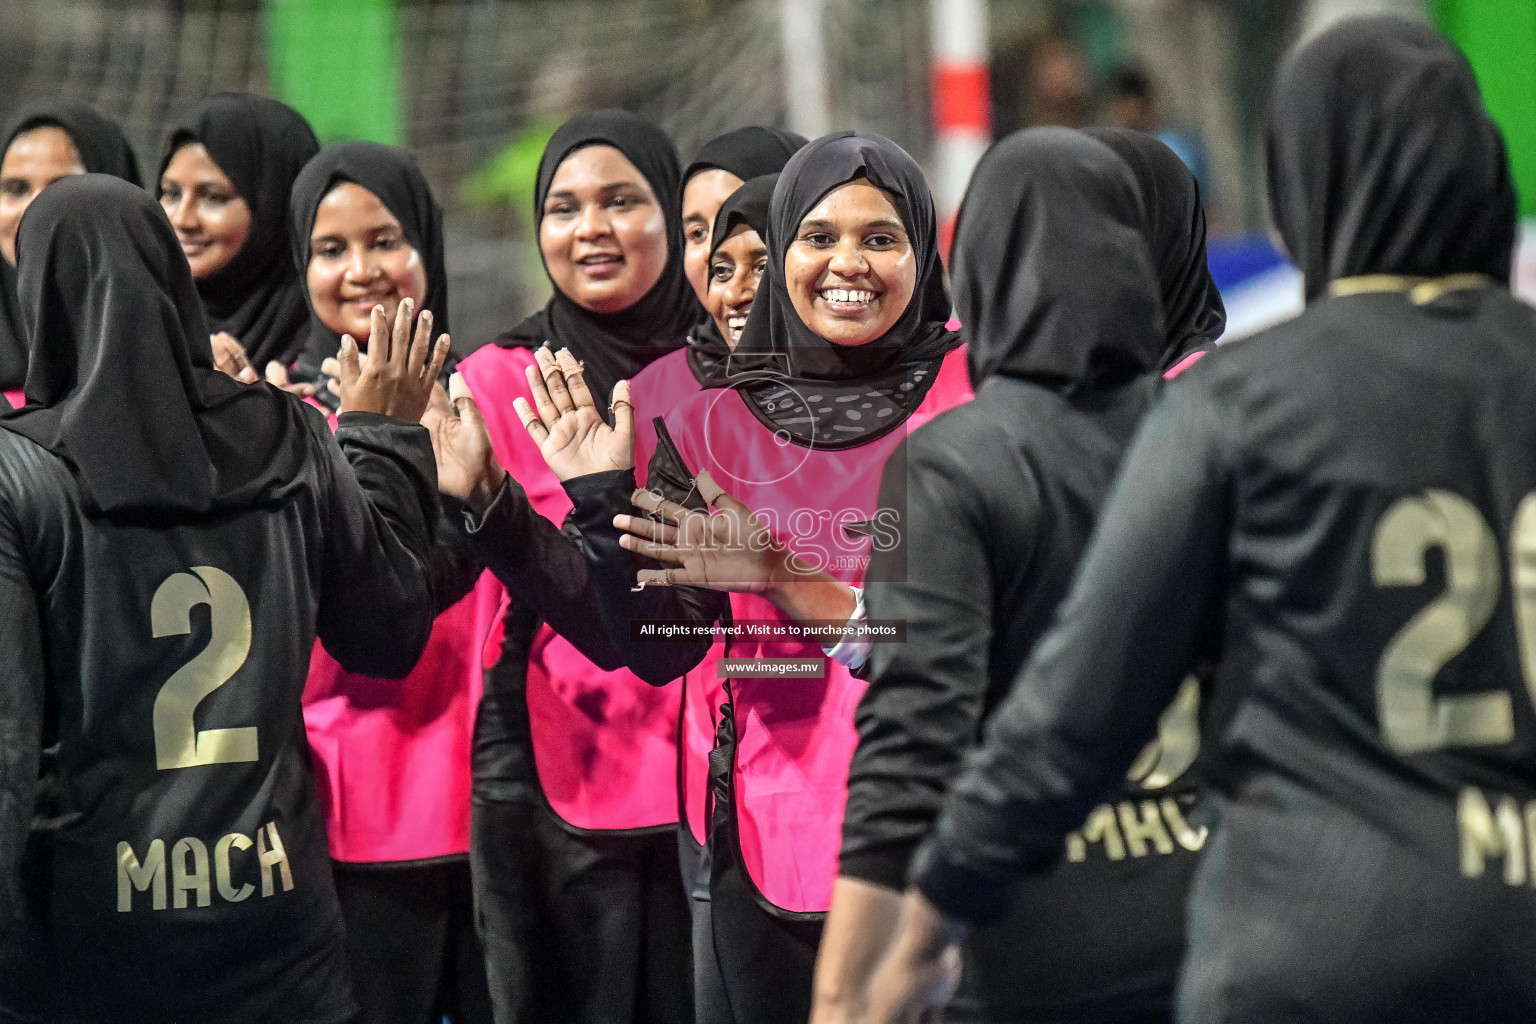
top-left (782, 0), bottom-right (832, 140)
top-left (929, 0), bottom-right (991, 254)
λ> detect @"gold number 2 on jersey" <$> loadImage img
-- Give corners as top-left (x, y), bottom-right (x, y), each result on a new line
top-left (151, 566), bottom-right (257, 770)
top-left (1371, 490), bottom-right (1536, 754)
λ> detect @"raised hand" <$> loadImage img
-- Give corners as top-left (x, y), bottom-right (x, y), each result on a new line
top-left (211, 332), bottom-right (256, 383)
top-left (422, 373), bottom-right (507, 513)
top-left (513, 345), bottom-right (634, 481)
top-left (338, 299), bottom-right (450, 422)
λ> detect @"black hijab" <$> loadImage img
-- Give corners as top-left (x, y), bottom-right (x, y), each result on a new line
top-left (710, 172), bottom-right (777, 255)
top-left (722, 131), bottom-right (958, 449)
top-left (1084, 126), bottom-right (1224, 368)
top-left (0, 98), bottom-right (142, 392)
top-left (955, 127), bottom-right (1164, 390)
top-left (686, 172), bottom-right (779, 386)
top-left (288, 142), bottom-right (448, 380)
top-left (1267, 16), bottom-right (1515, 301)
top-left (496, 110), bottom-right (700, 404)
top-left (1, 175), bottom-right (310, 517)
top-left (683, 126), bottom-right (808, 188)
top-left (158, 94), bottom-right (319, 369)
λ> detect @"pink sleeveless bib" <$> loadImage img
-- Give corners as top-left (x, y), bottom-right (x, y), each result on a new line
top-left (665, 347), bottom-right (972, 911)
top-left (459, 344), bottom-right (682, 831)
top-left (302, 408), bottom-right (488, 864)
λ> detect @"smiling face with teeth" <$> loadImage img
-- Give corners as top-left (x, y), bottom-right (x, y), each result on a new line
top-left (706, 223), bottom-right (767, 348)
top-left (539, 144), bottom-right (669, 315)
top-left (307, 182), bottom-right (428, 343)
top-left (784, 178), bottom-right (917, 347)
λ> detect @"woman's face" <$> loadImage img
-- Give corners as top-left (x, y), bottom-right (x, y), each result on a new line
top-left (306, 182), bottom-right (427, 342)
top-left (784, 179), bottom-right (916, 347)
top-left (706, 225), bottom-right (766, 349)
top-left (159, 142), bottom-right (253, 280)
top-left (0, 126), bottom-right (86, 266)
top-left (681, 168), bottom-right (743, 303)
top-left (539, 144), bottom-right (668, 315)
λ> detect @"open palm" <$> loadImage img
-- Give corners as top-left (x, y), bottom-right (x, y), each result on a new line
top-left (515, 345), bottom-right (634, 481)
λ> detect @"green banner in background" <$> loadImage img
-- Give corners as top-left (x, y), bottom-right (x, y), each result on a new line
top-left (263, 0), bottom-right (403, 146)
top-left (1433, 0), bottom-right (1536, 217)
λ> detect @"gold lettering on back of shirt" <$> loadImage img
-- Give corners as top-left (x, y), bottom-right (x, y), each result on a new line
top-left (116, 821), bottom-right (292, 912)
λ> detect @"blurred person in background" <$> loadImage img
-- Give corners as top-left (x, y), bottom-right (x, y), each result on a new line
top-left (0, 98), bottom-right (139, 409)
top-left (993, 32), bottom-right (1092, 136)
top-left (158, 93), bottom-right (319, 385)
top-left (869, 17), bottom-right (1536, 1024)
top-left (289, 142), bottom-right (493, 1024)
top-left (1101, 65), bottom-right (1215, 218)
top-left (453, 109), bottom-right (697, 1024)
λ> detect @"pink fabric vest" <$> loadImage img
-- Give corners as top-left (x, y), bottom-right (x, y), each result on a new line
top-left (302, 408), bottom-right (489, 864)
top-left (628, 347), bottom-right (706, 488)
top-left (4, 389), bottom-right (22, 410)
top-left (664, 347), bottom-right (972, 912)
top-left (459, 344), bottom-right (682, 831)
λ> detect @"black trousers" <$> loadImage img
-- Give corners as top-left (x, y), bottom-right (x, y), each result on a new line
top-left (471, 799), bottom-right (694, 1024)
top-left (332, 858), bottom-right (494, 1024)
top-left (678, 827), bottom-right (822, 1024)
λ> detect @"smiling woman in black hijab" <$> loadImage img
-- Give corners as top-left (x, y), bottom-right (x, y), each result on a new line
top-left (721, 131), bottom-right (960, 447)
top-left (0, 97), bottom-right (141, 403)
top-left (492, 108), bottom-right (699, 403)
top-left (158, 93), bottom-right (319, 371)
top-left (452, 108), bottom-right (697, 1024)
top-left (0, 172), bottom-right (448, 1024)
top-left (1084, 125), bottom-right (1224, 370)
top-left (287, 141), bottom-right (448, 400)
top-left (490, 130), bottom-right (973, 1024)
top-left (820, 126), bottom-right (1203, 1024)
top-left (681, 125), bottom-right (807, 303)
top-left (868, 20), bottom-right (1536, 1024)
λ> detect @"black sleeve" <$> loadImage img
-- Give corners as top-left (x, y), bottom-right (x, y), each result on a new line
top-left (315, 412), bottom-right (441, 679)
top-left (0, 492), bottom-right (45, 994)
top-left (913, 381), bottom-right (1230, 925)
top-left (559, 428), bottom-right (725, 685)
top-left (840, 435), bottom-right (1032, 890)
top-left (426, 496), bottom-right (486, 613)
top-left (460, 473), bottom-right (629, 672)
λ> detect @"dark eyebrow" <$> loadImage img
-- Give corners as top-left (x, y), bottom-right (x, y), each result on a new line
top-left (863, 219), bottom-right (906, 232)
top-left (798, 218), bottom-right (835, 232)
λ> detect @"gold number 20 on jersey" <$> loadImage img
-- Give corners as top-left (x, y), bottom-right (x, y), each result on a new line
top-left (1372, 490), bottom-right (1536, 754)
top-left (151, 565), bottom-right (257, 770)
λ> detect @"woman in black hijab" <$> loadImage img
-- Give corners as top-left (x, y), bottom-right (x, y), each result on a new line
top-left (0, 97), bottom-right (140, 404)
top-left (819, 126), bottom-right (1205, 1024)
top-left (158, 93), bottom-right (319, 373)
top-left (1084, 125), bottom-right (1225, 371)
top-left (629, 129), bottom-right (808, 479)
top-left (868, 20), bottom-right (1536, 1024)
top-left (453, 109), bottom-right (697, 1024)
top-left (682, 125), bottom-right (807, 303)
top-left (287, 141), bottom-right (449, 402)
top-left (287, 141), bottom-right (493, 1024)
top-left (0, 173), bottom-right (446, 1024)
top-left (493, 131), bottom-right (972, 1024)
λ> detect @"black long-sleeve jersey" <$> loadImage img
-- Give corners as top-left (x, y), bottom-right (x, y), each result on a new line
top-left (916, 286), bottom-right (1536, 1022)
top-left (846, 375), bottom-right (1204, 1022)
top-left (0, 409), bottom-right (442, 1024)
